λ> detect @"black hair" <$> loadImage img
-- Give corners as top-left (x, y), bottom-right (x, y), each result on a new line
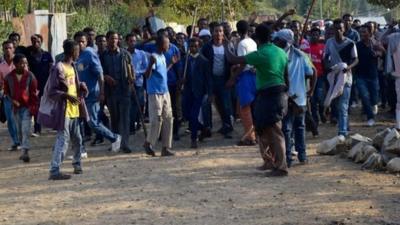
top-left (2, 40), bottom-right (14, 48)
top-left (197, 18), bottom-right (208, 24)
top-left (255, 23), bottom-right (272, 43)
top-left (236, 20), bottom-right (249, 35)
top-left (8, 32), bottom-right (21, 40)
top-left (106, 31), bottom-right (118, 39)
top-left (359, 24), bottom-right (371, 33)
top-left (73, 31), bottom-right (88, 40)
top-left (156, 28), bottom-right (167, 37)
top-left (83, 27), bottom-right (95, 33)
top-left (156, 35), bottom-right (168, 48)
top-left (310, 27), bottom-right (321, 34)
top-left (125, 33), bottom-right (135, 41)
top-left (213, 23), bottom-right (223, 32)
top-left (189, 37), bottom-right (200, 45)
top-left (342, 13), bottom-right (353, 20)
top-left (32, 34), bottom-right (43, 42)
top-left (95, 34), bottom-right (106, 41)
top-left (333, 19), bottom-right (344, 26)
top-left (209, 21), bottom-right (219, 33)
top-left (13, 53), bottom-right (26, 65)
top-left (63, 39), bottom-right (78, 56)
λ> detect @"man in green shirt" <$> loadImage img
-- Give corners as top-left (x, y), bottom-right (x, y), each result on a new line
top-left (226, 23), bottom-right (289, 177)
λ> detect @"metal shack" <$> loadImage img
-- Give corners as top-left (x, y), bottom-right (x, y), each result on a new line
top-left (13, 10), bottom-right (67, 58)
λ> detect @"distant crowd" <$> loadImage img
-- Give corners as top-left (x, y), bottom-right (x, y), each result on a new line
top-left (1, 10), bottom-right (400, 179)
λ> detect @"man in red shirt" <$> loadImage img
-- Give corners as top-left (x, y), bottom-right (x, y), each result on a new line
top-left (309, 27), bottom-right (327, 126)
top-left (4, 54), bottom-right (38, 163)
top-left (0, 40), bottom-right (21, 151)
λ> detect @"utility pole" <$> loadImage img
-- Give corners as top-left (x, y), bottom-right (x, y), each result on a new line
top-left (49, 0), bottom-right (55, 13)
top-left (320, 0), bottom-right (323, 19)
top-left (221, 0), bottom-right (225, 22)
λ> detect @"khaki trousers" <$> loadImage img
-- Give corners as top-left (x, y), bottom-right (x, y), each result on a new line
top-left (146, 93), bottom-right (173, 149)
top-left (258, 121), bottom-right (288, 172)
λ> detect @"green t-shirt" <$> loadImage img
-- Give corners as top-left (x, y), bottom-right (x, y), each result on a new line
top-left (245, 43), bottom-right (288, 90)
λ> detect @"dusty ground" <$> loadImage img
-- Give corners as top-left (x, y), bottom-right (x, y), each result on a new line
top-left (0, 108), bottom-right (400, 225)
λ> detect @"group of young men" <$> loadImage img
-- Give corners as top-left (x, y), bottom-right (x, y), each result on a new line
top-left (1, 11), bottom-right (399, 178)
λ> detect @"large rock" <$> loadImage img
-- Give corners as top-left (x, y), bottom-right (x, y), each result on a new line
top-left (387, 158), bottom-right (400, 173)
top-left (350, 133), bottom-right (372, 147)
top-left (317, 136), bottom-right (346, 155)
top-left (354, 145), bottom-right (377, 163)
top-left (348, 142), bottom-right (368, 160)
top-left (382, 128), bottom-right (400, 151)
top-left (372, 128), bottom-right (391, 149)
top-left (384, 139), bottom-right (400, 156)
top-left (361, 153), bottom-right (385, 171)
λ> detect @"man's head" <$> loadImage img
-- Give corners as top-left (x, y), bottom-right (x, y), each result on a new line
top-left (83, 27), bottom-right (96, 46)
top-left (290, 20), bottom-right (302, 36)
top-left (273, 29), bottom-right (294, 49)
top-left (8, 32), bottom-right (21, 47)
top-left (333, 19), bottom-right (345, 39)
top-left (310, 27), bottom-right (321, 43)
top-left (359, 25), bottom-right (371, 42)
top-left (176, 32), bottom-right (186, 48)
top-left (63, 39), bottom-right (80, 61)
top-left (255, 23), bottom-right (272, 45)
top-left (213, 24), bottom-right (224, 43)
top-left (106, 31), bottom-right (119, 50)
top-left (2, 40), bottom-right (15, 58)
top-left (236, 20), bottom-right (249, 37)
top-left (342, 14), bottom-right (353, 30)
top-left (156, 35), bottom-right (170, 53)
top-left (73, 31), bottom-right (88, 51)
top-left (157, 28), bottom-right (169, 38)
top-left (221, 22), bottom-right (232, 38)
top-left (197, 18), bottom-right (209, 31)
top-left (13, 53), bottom-right (28, 73)
top-left (189, 37), bottom-right (201, 55)
top-left (125, 33), bottom-right (137, 49)
top-left (166, 27), bottom-right (176, 42)
top-left (31, 34), bottom-right (43, 50)
top-left (367, 21), bottom-right (377, 34)
top-left (95, 35), bottom-right (107, 52)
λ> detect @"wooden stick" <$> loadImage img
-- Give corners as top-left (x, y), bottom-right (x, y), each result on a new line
top-left (300, 0), bottom-right (317, 44)
top-left (181, 7), bottom-right (198, 90)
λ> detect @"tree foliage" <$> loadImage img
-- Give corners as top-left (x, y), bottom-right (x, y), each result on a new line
top-left (367, 0), bottom-right (400, 9)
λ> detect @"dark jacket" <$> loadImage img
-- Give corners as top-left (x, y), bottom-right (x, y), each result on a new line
top-left (201, 41), bottom-right (231, 82)
top-left (184, 54), bottom-right (212, 98)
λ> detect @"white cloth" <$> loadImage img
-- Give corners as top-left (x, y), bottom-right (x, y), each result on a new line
top-left (237, 37), bottom-right (257, 71)
top-left (324, 63), bottom-right (348, 107)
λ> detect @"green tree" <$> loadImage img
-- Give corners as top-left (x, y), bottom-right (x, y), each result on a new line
top-left (367, 0), bottom-right (400, 9)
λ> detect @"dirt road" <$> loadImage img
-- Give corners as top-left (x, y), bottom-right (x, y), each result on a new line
top-left (0, 110), bottom-right (399, 225)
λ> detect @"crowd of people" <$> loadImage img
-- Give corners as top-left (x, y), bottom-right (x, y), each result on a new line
top-left (1, 9), bottom-right (400, 179)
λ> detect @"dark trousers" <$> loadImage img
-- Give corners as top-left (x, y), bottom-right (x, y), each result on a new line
top-left (107, 95), bottom-right (131, 149)
top-left (168, 84), bottom-right (181, 136)
top-left (282, 109), bottom-right (307, 167)
top-left (183, 91), bottom-right (203, 141)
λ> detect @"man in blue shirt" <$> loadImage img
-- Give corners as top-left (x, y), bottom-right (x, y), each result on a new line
top-left (74, 31), bottom-right (122, 153)
top-left (143, 35), bottom-right (174, 157)
top-left (273, 29), bottom-right (316, 167)
top-left (126, 33), bottom-right (148, 133)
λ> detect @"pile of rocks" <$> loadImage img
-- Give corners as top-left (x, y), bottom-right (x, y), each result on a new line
top-left (317, 128), bottom-right (400, 173)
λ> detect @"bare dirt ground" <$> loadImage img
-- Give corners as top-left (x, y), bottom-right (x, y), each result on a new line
top-left (1, 108), bottom-right (400, 225)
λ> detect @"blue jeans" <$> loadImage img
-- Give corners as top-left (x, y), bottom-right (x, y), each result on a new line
top-left (311, 77), bottom-right (326, 124)
top-left (13, 107), bottom-right (31, 150)
top-left (335, 83), bottom-right (351, 136)
top-left (356, 77), bottom-right (379, 120)
top-left (183, 91), bottom-right (203, 141)
top-left (13, 107), bottom-right (32, 150)
top-left (130, 86), bottom-right (145, 129)
top-left (3, 97), bottom-right (20, 146)
top-left (87, 101), bottom-right (117, 142)
top-left (282, 109), bottom-right (306, 166)
top-left (212, 76), bottom-right (233, 131)
top-left (50, 118), bottom-right (82, 175)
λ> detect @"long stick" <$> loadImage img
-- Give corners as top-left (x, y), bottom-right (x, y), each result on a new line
top-left (131, 86), bottom-right (148, 138)
top-left (181, 7), bottom-right (198, 89)
top-left (300, 0), bottom-right (317, 44)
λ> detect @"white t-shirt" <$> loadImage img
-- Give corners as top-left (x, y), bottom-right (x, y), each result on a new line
top-left (212, 45), bottom-right (225, 76)
top-left (237, 37), bottom-right (257, 71)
